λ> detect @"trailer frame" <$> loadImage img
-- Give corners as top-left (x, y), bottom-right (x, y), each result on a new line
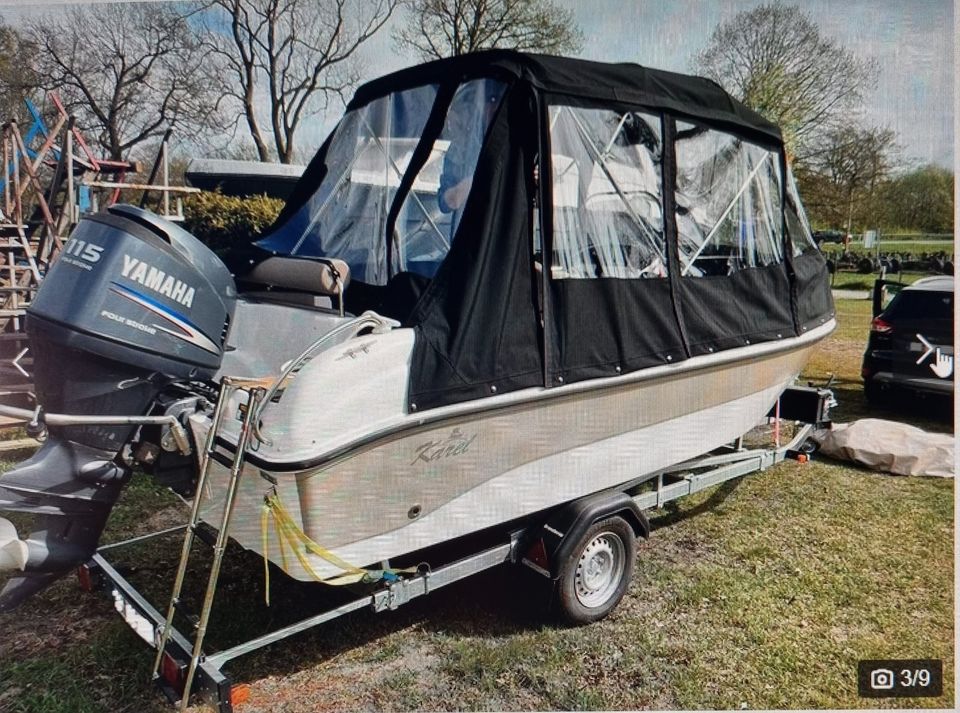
top-left (76, 396), bottom-right (822, 713)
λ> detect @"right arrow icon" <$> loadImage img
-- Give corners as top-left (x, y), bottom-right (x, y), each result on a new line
top-left (915, 334), bottom-right (935, 365)
top-left (917, 333), bottom-right (953, 379)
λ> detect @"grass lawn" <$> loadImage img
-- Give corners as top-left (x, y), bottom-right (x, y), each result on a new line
top-left (0, 299), bottom-right (953, 712)
top-left (829, 271), bottom-right (929, 293)
top-left (820, 241), bottom-right (954, 256)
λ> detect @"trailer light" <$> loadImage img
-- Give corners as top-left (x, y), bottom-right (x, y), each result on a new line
top-left (870, 317), bottom-right (893, 334)
top-left (521, 538), bottom-right (551, 577)
top-left (230, 683), bottom-right (251, 706)
top-left (76, 564), bottom-right (97, 592)
top-left (160, 651), bottom-right (187, 696)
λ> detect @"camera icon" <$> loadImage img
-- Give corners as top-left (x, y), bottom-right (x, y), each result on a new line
top-left (870, 668), bottom-right (895, 690)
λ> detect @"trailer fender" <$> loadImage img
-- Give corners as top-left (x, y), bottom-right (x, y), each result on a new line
top-left (526, 491), bottom-right (648, 579)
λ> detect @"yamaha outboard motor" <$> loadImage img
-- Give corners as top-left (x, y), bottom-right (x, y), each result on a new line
top-left (0, 205), bottom-right (235, 609)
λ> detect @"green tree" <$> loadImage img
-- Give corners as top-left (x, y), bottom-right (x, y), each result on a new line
top-left (395, 0), bottom-right (582, 60)
top-left (695, 2), bottom-right (876, 160)
top-left (796, 124), bottom-right (896, 233)
top-left (877, 165), bottom-right (954, 234)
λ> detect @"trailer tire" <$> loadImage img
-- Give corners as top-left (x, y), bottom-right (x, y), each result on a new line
top-left (556, 516), bottom-right (635, 625)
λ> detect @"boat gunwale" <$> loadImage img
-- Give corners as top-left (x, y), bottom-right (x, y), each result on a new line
top-left (212, 318), bottom-right (836, 473)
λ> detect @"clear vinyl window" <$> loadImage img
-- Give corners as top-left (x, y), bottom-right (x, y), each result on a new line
top-left (259, 84), bottom-right (438, 285)
top-left (785, 164), bottom-right (819, 256)
top-left (674, 122), bottom-right (784, 277)
top-left (391, 79), bottom-right (505, 278)
top-left (549, 105), bottom-right (666, 279)
top-left (256, 79), bottom-right (506, 284)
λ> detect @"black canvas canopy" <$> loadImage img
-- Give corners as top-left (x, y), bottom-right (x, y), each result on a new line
top-left (245, 50), bottom-right (834, 411)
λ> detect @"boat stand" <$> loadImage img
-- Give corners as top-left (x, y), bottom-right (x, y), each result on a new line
top-left (80, 386), bottom-right (824, 713)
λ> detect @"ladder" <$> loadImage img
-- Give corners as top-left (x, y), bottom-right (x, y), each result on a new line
top-left (0, 111), bottom-right (67, 399)
top-left (152, 376), bottom-right (269, 712)
top-left (0, 221), bottom-right (42, 324)
top-left (0, 221), bottom-right (40, 399)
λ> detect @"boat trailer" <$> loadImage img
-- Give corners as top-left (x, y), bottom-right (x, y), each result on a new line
top-left (39, 382), bottom-right (831, 712)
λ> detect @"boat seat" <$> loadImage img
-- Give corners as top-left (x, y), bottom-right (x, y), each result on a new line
top-left (240, 255), bottom-right (351, 296)
top-left (342, 271), bottom-right (431, 323)
top-left (241, 291), bottom-right (336, 310)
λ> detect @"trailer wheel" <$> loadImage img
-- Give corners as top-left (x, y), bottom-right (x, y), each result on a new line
top-left (556, 516), bottom-right (635, 624)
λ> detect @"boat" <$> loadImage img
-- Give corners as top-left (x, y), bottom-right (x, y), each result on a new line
top-left (0, 50), bottom-right (835, 610)
top-left (183, 158), bottom-right (305, 200)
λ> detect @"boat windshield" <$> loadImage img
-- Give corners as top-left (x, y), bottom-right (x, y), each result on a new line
top-left (257, 79), bottom-right (506, 285)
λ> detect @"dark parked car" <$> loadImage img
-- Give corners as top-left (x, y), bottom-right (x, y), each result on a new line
top-left (812, 229), bottom-right (847, 246)
top-left (862, 275), bottom-right (954, 403)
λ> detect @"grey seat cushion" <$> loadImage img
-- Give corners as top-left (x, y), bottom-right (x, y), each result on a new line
top-left (243, 256), bottom-right (350, 296)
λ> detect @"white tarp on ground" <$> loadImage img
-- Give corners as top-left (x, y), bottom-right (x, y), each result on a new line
top-left (812, 419), bottom-right (954, 477)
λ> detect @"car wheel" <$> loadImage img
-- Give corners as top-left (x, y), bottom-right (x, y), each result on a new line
top-left (863, 379), bottom-right (883, 404)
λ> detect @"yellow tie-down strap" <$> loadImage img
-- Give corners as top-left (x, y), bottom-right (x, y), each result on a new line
top-left (259, 491), bottom-right (417, 605)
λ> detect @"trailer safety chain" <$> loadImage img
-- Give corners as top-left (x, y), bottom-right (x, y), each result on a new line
top-left (259, 491), bottom-right (416, 604)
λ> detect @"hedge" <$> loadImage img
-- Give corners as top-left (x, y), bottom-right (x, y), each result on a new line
top-left (182, 191), bottom-right (284, 253)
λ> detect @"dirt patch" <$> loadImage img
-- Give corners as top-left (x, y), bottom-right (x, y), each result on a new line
top-left (238, 641), bottom-right (440, 713)
top-left (142, 503), bottom-right (189, 531)
top-left (0, 578), bottom-right (115, 660)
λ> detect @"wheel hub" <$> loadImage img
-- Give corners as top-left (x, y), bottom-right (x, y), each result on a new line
top-left (574, 532), bottom-right (625, 608)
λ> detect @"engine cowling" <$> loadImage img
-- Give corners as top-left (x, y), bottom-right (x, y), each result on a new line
top-left (0, 205), bottom-right (236, 610)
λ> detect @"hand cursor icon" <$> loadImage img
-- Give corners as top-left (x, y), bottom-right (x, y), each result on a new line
top-left (930, 349), bottom-right (953, 379)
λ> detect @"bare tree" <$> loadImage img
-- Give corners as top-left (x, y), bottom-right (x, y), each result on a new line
top-left (23, 3), bottom-right (226, 160)
top-left (795, 124), bottom-right (896, 232)
top-left (0, 23), bottom-right (39, 125)
top-left (203, 0), bottom-right (399, 164)
top-left (395, 0), bottom-right (582, 60)
top-left (695, 2), bottom-right (876, 160)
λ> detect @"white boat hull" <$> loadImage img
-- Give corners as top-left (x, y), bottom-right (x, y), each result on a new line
top-left (199, 319), bottom-right (833, 582)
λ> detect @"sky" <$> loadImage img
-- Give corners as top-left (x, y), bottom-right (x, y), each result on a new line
top-left (0, 0), bottom-right (953, 170)
top-left (559, 0), bottom-right (954, 169)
